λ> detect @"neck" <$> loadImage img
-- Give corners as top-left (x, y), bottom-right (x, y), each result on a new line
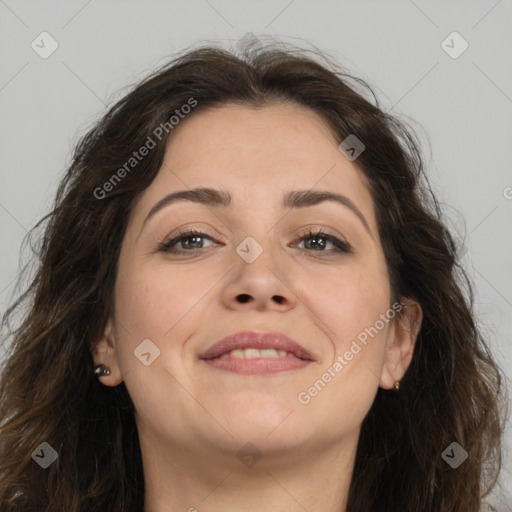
top-left (140, 427), bottom-right (359, 512)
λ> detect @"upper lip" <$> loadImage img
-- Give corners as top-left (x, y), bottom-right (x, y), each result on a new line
top-left (199, 331), bottom-right (315, 361)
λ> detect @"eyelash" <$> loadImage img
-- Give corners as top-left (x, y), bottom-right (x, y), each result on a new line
top-left (157, 228), bottom-right (352, 256)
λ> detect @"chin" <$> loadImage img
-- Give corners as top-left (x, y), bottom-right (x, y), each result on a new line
top-left (221, 401), bottom-right (300, 439)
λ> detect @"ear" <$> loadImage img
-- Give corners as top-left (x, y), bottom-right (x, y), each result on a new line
top-left (379, 298), bottom-right (423, 390)
top-left (90, 317), bottom-right (123, 386)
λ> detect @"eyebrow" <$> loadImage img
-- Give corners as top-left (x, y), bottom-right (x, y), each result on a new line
top-left (141, 187), bottom-right (373, 238)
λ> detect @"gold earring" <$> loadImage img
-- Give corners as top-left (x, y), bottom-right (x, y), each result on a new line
top-left (394, 380), bottom-right (400, 392)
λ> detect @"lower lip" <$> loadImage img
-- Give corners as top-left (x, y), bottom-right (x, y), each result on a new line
top-left (201, 356), bottom-right (311, 374)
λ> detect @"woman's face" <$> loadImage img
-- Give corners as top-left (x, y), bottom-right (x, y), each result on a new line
top-left (94, 102), bottom-right (419, 462)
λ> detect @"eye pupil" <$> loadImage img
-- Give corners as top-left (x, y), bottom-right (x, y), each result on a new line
top-left (184, 236), bottom-right (202, 248)
top-left (306, 235), bottom-right (326, 250)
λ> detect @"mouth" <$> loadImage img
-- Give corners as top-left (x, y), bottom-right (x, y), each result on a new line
top-left (198, 331), bottom-right (315, 375)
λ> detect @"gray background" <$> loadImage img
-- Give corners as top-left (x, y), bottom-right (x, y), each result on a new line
top-left (1, 0), bottom-right (511, 505)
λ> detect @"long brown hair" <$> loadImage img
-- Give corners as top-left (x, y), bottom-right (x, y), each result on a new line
top-left (0, 39), bottom-right (509, 511)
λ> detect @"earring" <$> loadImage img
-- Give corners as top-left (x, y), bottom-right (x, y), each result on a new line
top-left (394, 380), bottom-right (400, 392)
top-left (94, 364), bottom-right (111, 377)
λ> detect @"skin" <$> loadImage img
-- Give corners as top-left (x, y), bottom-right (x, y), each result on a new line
top-left (91, 102), bottom-right (422, 512)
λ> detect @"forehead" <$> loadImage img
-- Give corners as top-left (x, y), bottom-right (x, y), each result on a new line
top-left (130, 102), bottom-right (377, 233)
top-left (165, 102), bottom-right (343, 174)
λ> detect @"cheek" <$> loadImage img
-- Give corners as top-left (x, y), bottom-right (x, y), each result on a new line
top-left (298, 259), bottom-right (390, 347)
top-left (298, 274), bottom-right (391, 434)
top-left (115, 270), bottom-right (191, 337)
top-left (112, 260), bottom-right (223, 361)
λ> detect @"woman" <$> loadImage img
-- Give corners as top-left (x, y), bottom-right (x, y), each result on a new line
top-left (0, 40), bottom-right (509, 512)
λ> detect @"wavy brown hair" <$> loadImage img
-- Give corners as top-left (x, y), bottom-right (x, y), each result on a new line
top-left (0, 39), bottom-right (509, 512)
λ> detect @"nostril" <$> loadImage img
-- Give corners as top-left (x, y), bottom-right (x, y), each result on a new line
top-left (237, 294), bottom-right (251, 303)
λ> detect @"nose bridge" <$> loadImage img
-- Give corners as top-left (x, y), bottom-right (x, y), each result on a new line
top-left (234, 231), bottom-right (282, 280)
top-left (226, 194), bottom-right (281, 263)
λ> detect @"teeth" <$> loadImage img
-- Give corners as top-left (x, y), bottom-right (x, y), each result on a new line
top-left (218, 348), bottom-right (294, 359)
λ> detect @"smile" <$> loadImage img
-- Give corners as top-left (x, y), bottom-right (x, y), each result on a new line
top-left (202, 347), bottom-right (312, 374)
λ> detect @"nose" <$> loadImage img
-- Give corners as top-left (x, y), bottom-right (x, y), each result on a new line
top-left (220, 237), bottom-right (298, 312)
